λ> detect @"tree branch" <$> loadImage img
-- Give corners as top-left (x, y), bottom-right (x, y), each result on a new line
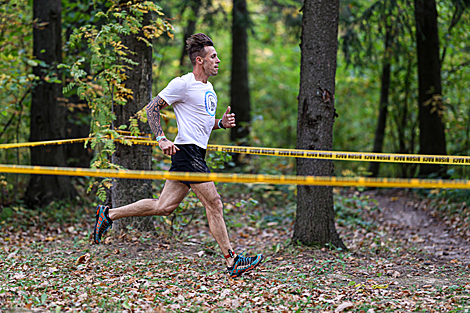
top-left (0, 87), bottom-right (32, 142)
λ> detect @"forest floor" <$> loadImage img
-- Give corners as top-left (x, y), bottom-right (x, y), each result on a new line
top-left (0, 185), bottom-right (469, 312)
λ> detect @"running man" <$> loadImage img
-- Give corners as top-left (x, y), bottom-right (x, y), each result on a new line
top-left (93, 33), bottom-right (263, 278)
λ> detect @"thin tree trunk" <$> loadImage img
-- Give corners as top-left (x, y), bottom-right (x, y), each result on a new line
top-left (179, 0), bottom-right (202, 70)
top-left (369, 19), bottom-right (392, 177)
top-left (230, 0), bottom-right (251, 147)
top-left (293, 0), bottom-right (345, 249)
top-left (26, 0), bottom-right (76, 207)
top-left (414, 0), bottom-right (446, 176)
top-left (112, 5), bottom-right (153, 232)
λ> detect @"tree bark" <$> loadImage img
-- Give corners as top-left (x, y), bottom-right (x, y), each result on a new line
top-left (25, 0), bottom-right (76, 207)
top-left (293, 0), bottom-right (345, 249)
top-left (369, 19), bottom-right (392, 177)
top-left (230, 0), bottom-right (251, 146)
top-left (112, 6), bottom-right (154, 232)
top-left (414, 0), bottom-right (446, 176)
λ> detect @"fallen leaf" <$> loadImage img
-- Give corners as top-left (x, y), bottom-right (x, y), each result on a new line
top-left (144, 295), bottom-right (155, 301)
top-left (13, 273), bottom-right (26, 280)
top-left (335, 301), bottom-right (354, 312)
top-left (75, 253), bottom-right (90, 265)
top-left (126, 277), bottom-right (138, 284)
top-left (231, 299), bottom-right (240, 308)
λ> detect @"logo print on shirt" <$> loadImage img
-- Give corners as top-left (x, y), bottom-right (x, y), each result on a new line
top-left (205, 91), bottom-right (217, 116)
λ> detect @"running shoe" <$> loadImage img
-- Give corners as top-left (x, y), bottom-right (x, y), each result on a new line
top-left (226, 250), bottom-right (263, 278)
top-left (93, 205), bottom-right (113, 244)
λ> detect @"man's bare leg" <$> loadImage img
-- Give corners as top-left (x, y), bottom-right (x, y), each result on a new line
top-left (109, 180), bottom-right (190, 221)
top-left (190, 182), bottom-right (236, 267)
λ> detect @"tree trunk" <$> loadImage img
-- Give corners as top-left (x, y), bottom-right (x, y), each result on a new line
top-left (414, 0), bottom-right (446, 176)
top-left (65, 95), bottom-right (93, 168)
top-left (179, 0), bottom-right (202, 69)
top-left (112, 6), bottom-right (153, 232)
top-left (293, 0), bottom-right (345, 249)
top-left (25, 0), bottom-right (76, 207)
top-left (230, 0), bottom-right (251, 147)
top-left (369, 19), bottom-right (392, 177)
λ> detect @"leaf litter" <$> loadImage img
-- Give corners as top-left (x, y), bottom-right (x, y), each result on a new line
top-left (0, 187), bottom-right (469, 312)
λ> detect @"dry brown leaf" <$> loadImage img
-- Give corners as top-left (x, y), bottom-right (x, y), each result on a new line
top-left (144, 295), bottom-right (155, 301)
top-left (126, 277), bottom-right (138, 285)
top-left (220, 298), bottom-right (232, 306)
top-left (75, 253), bottom-right (90, 265)
top-left (335, 301), bottom-right (354, 312)
top-left (231, 299), bottom-right (240, 308)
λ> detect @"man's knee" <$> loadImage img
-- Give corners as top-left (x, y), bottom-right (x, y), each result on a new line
top-left (160, 204), bottom-right (179, 216)
top-left (154, 199), bottom-right (178, 216)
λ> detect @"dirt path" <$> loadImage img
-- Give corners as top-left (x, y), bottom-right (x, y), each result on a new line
top-left (364, 189), bottom-right (470, 263)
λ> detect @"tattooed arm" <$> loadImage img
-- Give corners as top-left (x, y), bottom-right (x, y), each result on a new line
top-left (146, 96), bottom-right (179, 155)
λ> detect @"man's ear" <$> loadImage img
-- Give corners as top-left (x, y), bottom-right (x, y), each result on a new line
top-left (196, 56), bottom-right (203, 64)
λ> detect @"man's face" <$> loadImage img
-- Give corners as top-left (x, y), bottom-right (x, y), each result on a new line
top-left (201, 46), bottom-right (220, 76)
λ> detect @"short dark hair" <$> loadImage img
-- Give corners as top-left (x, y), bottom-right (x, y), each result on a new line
top-left (186, 33), bottom-right (214, 66)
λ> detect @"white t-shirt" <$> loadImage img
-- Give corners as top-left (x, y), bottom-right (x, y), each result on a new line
top-left (158, 72), bottom-right (217, 149)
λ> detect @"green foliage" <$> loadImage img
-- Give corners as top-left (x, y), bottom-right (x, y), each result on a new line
top-left (338, 0), bottom-right (470, 178)
top-left (0, 0), bottom-right (39, 203)
top-left (337, 0), bottom-right (420, 178)
top-left (1, 0), bottom-right (470, 206)
top-left (334, 193), bottom-right (378, 230)
top-left (154, 1), bottom-right (301, 175)
top-left (62, 0), bottom-right (172, 201)
top-left (206, 151), bottom-right (234, 170)
top-left (438, 1), bottom-right (470, 178)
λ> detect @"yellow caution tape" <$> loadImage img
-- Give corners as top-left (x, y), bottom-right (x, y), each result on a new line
top-left (2, 137), bottom-right (470, 166)
top-left (1, 164), bottom-right (469, 188)
top-left (0, 136), bottom-right (151, 149)
top-left (207, 145), bottom-right (470, 166)
top-left (0, 138), bottom-right (89, 149)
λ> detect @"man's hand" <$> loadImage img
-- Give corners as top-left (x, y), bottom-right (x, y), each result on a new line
top-left (221, 106), bottom-right (236, 129)
top-left (158, 139), bottom-right (180, 155)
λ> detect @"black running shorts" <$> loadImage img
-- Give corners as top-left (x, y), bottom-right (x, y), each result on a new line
top-left (169, 144), bottom-right (211, 186)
